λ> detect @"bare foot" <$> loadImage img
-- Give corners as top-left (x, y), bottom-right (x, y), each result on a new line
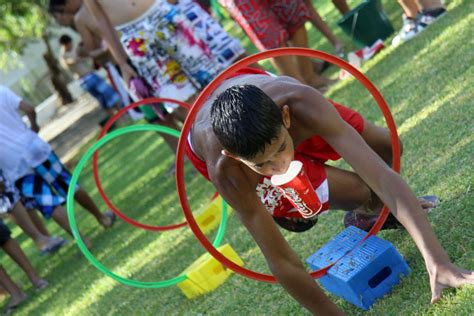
top-left (334, 41), bottom-right (345, 58)
top-left (429, 262), bottom-right (474, 303)
top-left (306, 77), bottom-right (338, 94)
top-left (5, 292), bottom-right (28, 315)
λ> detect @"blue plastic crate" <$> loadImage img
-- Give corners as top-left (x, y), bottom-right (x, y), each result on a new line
top-left (306, 226), bottom-right (410, 310)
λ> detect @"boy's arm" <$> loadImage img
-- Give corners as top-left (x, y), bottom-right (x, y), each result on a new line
top-left (82, 0), bottom-right (137, 83)
top-left (210, 164), bottom-right (344, 315)
top-left (19, 100), bottom-right (39, 133)
top-left (291, 84), bottom-right (472, 302)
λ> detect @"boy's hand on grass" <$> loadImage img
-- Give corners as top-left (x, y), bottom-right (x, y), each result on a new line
top-left (429, 262), bottom-right (474, 304)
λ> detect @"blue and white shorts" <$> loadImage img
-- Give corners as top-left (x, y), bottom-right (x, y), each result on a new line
top-left (15, 151), bottom-right (80, 219)
top-left (80, 72), bottom-right (122, 110)
top-left (0, 169), bottom-right (20, 214)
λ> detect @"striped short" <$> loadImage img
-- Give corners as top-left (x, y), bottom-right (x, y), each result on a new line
top-left (15, 151), bottom-right (80, 219)
top-left (80, 72), bottom-right (122, 110)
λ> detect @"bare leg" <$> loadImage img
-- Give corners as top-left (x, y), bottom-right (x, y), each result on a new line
top-left (172, 106), bottom-right (190, 123)
top-left (10, 203), bottom-right (50, 250)
top-left (154, 114), bottom-right (183, 153)
top-left (332, 0), bottom-right (351, 15)
top-left (325, 166), bottom-right (372, 211)
top-left (74, 188), bottom-right (112, 227)
top-left (417, 0), bottom-right (445, 11)
top-left (0, 266), bottom-right (27, 309)
top-left (303, 0), bottom-right (344, 52)
top-left (398, 0), bottom-right (421, 18)
top-left (27, 209), bottom-right (50, 236)
top-left (50, 206), bottom-right (91, 249)
top-left (270, 55), bottom-right (306, 84)
top-left (289, 26), bottom-right (335, 88)
top-left (2, 239), bottom-right (43, 287)
top-left (233, 52), bottom-right (264, 69)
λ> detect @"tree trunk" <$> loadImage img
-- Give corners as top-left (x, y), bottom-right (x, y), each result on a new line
top-left (42, 34), bottom-right (74, 105)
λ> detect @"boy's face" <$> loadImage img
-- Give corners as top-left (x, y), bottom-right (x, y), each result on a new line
top-left (241, 127), bottom-right (295, 176)
top-left (53, 12), bottom-right (75, 27)
top-left (223, 105), bottom-right (295, 177)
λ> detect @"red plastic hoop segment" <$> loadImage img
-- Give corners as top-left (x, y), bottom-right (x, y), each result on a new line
top-left (93, 98), bottom-right (190, 231)
top-left (176, 48), bottom-right (401, 282)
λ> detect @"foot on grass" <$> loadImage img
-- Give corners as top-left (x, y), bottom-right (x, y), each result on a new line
top-left (344, 195), bottom-right (440, 231)
top-left (32, 279), bottom-right (48, 291)
top-left (39, 236), bottom-right (68, 256)
top-left (4, 292), bottom-right (28, 315)
top-left (100, 210), bottom-right (116, 229)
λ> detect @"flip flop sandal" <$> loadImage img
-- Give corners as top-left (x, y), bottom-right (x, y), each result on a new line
top-left (103, 210), bottom-right (116, 228)
top-left (418, 195), bottom-right (440, 213)
top-left (39, 237), bottom-right (68, 256)
top-left (34, 279), bottom-right (49, 291)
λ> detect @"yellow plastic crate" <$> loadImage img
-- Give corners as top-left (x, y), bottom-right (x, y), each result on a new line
top-left (177, 244), bottom-right (244, 299)
top-left (195, 196), bottom-right (232, 235)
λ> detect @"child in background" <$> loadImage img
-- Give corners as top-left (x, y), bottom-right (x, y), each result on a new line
top-left (0, 219), bottom-right (48, 314)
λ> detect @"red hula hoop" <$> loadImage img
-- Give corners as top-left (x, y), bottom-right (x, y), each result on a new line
top-left (175, 48), bottom-right (401, 282)
top-left (93, 97), bottom-right (191, 231)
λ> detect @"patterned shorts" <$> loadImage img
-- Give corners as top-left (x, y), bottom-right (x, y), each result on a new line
top-left (116, 0), bottom-right (244, 104)
top-left (15, 151), bottom-right (80, 219)
top-left (0, 169), bottom-right (20, 214)
top-left (80, 72), bottom-right (122, 110)
top-left (219, 0), bottom-right (311, 50)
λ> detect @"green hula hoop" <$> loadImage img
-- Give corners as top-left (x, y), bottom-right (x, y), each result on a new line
top-left (67, 124), bottom-right (229, 288)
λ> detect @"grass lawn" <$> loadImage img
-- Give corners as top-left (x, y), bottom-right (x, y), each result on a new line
top-left (2, 0), bottom-right (473, 315)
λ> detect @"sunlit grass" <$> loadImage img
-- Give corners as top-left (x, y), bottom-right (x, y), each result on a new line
top-left (1, 0), bottom-right (472, 315)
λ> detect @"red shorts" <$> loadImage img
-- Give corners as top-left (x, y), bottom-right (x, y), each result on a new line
top-left (218, 0), bottom-right (311, 50)
top-left (186, 100), bottom-right (365, 218)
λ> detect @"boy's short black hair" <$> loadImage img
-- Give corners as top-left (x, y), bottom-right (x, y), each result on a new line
top-left (211, 84), bottom-right (283, 159)
top-left (48, 0), bottom-right (67, 13)
top-left (59, 34), bottom-right (72, 45)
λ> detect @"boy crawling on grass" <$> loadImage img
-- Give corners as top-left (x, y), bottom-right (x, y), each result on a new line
top-left (185, 67), bottom-right (473, 314)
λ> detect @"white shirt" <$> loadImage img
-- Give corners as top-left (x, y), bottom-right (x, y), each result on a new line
top-left (0, 85), bottom-right (51, 181)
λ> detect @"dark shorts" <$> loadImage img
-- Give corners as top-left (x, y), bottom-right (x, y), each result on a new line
top-left (0, 220), bottom-right (11, 247)
top-left (15, 151), bottom-right (80, 219)
top-left (219, 0), bottom-right (311, 50)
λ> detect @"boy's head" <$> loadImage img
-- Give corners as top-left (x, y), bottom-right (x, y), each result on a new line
top-left (211, 84), bottom-right (294, 176)
top-left (48, 0), bottom-right (77, 27)
top-left (59, 34), bottom-right (73, 50)
top-left (48, 0), bottom-right (80, 14)
top-left (48, 0), bottom-right (67, 14)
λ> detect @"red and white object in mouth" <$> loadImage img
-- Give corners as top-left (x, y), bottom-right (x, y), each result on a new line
top-left (271, 161), bottom-right (323, 219)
